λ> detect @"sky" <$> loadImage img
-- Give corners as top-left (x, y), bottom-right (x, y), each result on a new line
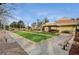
top-left (6, 3), bottom-right (79, 26)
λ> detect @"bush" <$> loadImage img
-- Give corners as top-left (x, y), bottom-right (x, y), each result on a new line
top-left (61, 30), bottom-right (70, 33)
top-left (49, 29), bottom-right (59, 33)
top-left (76, 29), bottom-right (79, 32)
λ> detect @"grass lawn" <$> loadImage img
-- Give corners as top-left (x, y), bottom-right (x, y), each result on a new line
top-left (15, 31), bottom-right (56, 42)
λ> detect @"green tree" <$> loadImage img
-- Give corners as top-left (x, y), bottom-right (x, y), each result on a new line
top-left (5, 25), bottom-right (9, 30)
top-left (17, 20), bottom-right (25, 28)
top-left (10, 21), bottom-right (17, 28)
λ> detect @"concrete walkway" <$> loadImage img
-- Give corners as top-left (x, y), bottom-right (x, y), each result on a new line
top-left (0, 30), bottom-right (28, 55)
top-left (29, 34), bottom-right (73, 55)
top-left (48, 34), bottom-right (72, 55)
top-left (8, 31), bottom-right (73, 55)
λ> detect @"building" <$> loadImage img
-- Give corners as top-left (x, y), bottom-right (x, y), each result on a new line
top-left (42, 18), bottom-right (79, 33)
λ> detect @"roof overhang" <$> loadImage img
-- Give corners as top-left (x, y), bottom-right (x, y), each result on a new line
top-left (42, 22), bottom-right (79, 27)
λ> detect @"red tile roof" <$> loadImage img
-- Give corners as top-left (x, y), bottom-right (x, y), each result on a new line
top-left (56, 18), bottom-right (79, 23)
top-left (42, 18), bottom-right (79, 26)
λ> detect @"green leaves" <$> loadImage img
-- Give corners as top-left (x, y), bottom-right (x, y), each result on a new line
top-left (10, 20), bottom-right (25, 28)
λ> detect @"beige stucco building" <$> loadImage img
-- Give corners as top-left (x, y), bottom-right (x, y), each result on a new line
top-left (42, 18), bottom-right (79, 33)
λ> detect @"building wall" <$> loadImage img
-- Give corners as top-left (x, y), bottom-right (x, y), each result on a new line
top-left (44, 26), bottom-right (75, 33)
top-left (56, 26), bottom-right (74, 33)
top-left (44, 27), bottom-right (49, 32)
top-left (51, 27), bottom-right (57, 30)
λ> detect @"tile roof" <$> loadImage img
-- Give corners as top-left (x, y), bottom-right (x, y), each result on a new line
top-left (56, 18), bottom-right (73, 23)
top-left (42, 18), bottom-right (79, 26)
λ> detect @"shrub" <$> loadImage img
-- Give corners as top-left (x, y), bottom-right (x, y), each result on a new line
top-left (76, 29), bottom-right (79, 32)
top-left (49, 29), bottom-right (59, 33)
top-left (61, 30), bottom-right (70, 33)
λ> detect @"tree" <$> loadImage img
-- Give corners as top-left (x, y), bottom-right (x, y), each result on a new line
top-left (31, 22), bottom-right (37, 28)
top-left (17, 20), bottom-right (25, 28)
top-left (10, 21), bottom-right (17, 28)
top-left (31, 18), bottom-right (49, 31)
top-left (0, 3), bottom-right (9, 30)
top-left (10, 20), bottom-right (25, 28)
top-left (42, 18), bottom-right (49, 24)
top-left (76, 18), bottom-right (79, 20)
top-left (36, 19), bottom-right (40, 26)
top-left (27, 25), bottom-right (31, 30)
top-left (0, 3), bottom-right (16, 30)
top-left (5, 25), bottom-right (9, 30)
top-left (71, 18), bottom-right (75, 20)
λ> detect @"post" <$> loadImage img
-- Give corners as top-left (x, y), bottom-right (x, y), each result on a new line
top-left (0, 3), bottom-right (2, 5)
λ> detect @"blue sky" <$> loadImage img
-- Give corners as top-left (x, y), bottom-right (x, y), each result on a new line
top-left (7, 3), bottom-right (79, 26)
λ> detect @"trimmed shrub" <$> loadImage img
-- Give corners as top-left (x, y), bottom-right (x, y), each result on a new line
top-left (61, 30), bottom-right (70, 33)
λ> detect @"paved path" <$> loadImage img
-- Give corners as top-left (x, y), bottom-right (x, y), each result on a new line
top-left (30, 34), bottom-right (73, 55)
top-left (49, 34), bottom-right (72, 55)
top-left (0, 30), bottom-right (28, 55)
top-left (9, 31), bottom-right (73, 55)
